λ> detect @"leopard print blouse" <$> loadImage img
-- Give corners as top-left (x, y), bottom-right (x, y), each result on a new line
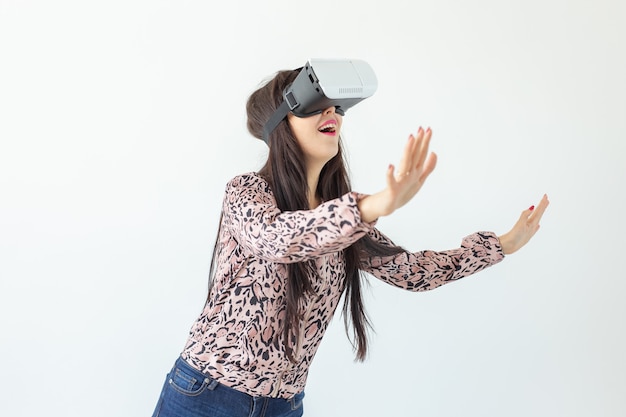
top-left (180, 172), bottom-right (504, 399)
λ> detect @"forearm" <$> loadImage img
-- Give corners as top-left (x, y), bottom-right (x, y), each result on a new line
top-left (225, 175), bottom-right (377, 263)
top-left (363, 231), bottom-right (505, 291)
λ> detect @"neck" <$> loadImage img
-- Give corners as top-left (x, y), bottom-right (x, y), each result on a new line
top-left (306, 164), bottom-right (323, 209)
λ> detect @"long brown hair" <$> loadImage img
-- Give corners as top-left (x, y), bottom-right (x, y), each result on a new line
top-left (210, 69), bottom-right (405, 362)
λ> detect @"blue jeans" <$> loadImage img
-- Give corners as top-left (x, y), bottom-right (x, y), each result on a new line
top-left (151, 357), bottom-right (305, 417)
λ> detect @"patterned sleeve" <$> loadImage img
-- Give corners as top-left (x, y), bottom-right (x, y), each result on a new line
top-left (360, 228), bottom-right (505, 291)
top-left (222, 173), bottom-right (376, 264)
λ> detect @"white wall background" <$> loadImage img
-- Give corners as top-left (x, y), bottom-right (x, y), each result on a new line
top-left (1, 0), bottom-right (624, 416)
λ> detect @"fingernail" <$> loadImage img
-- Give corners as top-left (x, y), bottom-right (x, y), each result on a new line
top-left (529, 205), bottom-right (535, 211)
top-left (418, 126), bottom-right (423, 133)
top-left (426, 127), bottom-right (431, 134)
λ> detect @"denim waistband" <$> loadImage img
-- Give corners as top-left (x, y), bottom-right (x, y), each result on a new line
top-left (170, 356), bottom-right (304, 415)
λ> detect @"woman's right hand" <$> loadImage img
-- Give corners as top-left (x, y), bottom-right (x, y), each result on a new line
top-left (358, 127), bottom-right (437, 223)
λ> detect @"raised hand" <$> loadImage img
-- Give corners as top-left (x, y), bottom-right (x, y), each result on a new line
top-left (498, 194), bottom-right (550, 255)
top-left (358, 127), bottom-right (437, 222)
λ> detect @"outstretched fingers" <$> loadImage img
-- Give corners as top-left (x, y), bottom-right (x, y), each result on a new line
top-left (411, 127), bottom-right (436, 183)
top-left (528, 194), bottom-right (550, 229)
top-left (396, 129), bottom-right (421, 180)
top-left (413, 127), bottom-right (431, 172)
top-left (419, 151), bottom-right (438, 183)
top-left (396, 127), bottom-right (434, 181)
top-left (501, 194), bottom-right (550, 254)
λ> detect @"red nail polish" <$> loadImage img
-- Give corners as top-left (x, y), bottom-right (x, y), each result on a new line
top-left (529, 205), bottom-right (535, 211)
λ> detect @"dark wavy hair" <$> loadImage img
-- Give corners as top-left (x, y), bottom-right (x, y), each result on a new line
top-left (210, 69), bottom-right (405, 362)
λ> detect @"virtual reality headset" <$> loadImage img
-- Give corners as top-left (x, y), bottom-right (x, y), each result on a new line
top-left (262, 58), bottom-right (378, 144)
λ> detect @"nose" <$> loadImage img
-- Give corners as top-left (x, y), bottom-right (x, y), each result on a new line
top-left (322, 106), bottom-right (336, 115)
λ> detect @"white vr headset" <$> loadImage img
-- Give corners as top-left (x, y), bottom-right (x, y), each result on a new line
top-left (262, 58), bottom-right (378, 144)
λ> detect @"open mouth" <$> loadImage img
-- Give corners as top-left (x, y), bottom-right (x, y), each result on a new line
top-left (318, 121), bottom-right (337, 135)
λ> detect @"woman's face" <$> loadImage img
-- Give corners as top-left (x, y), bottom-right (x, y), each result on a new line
top-left (288, 106), bottom-right (343, 169)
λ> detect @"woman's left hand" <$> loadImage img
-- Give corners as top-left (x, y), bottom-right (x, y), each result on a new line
top-left (498, 194), bottom-right (550, 255)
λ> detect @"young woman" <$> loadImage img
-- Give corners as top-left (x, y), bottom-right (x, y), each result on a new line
top-left (151, 69), bottom-right (549, 417)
